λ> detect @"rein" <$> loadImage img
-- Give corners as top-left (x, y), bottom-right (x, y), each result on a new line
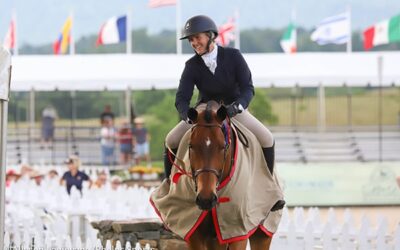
top-left (189, 120), bottom-right (233, 191)
top-left (167, 118), bottom-right (235, 190)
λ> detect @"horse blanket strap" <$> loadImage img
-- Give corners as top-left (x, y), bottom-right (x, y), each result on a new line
top-left (150, 120), bottom-right (284, 243)
top-left (167, 145), bottom-right (192, 179)
top-left (232, 122), bottom-right (249, 148)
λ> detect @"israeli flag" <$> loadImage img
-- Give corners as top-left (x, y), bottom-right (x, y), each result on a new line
top-left (311, 12), bottom-right (350, 45)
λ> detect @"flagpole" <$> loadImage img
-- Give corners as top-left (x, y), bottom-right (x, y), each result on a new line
top-left (127, 8), bottom-right (132, 54)
top-left (176, 0), bottom-right (182, 54)
top-left (347, 5), bottom-right (352, 53)
top-left (70, 11), bottom-right (75, 55)
top-left (234, 9), bottom-right (240, 50)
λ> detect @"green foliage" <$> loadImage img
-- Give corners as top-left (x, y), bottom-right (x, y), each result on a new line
top-left (249, 89), bottom-right (278, 125)
top-left (146, 94), bottom-right (179, 160)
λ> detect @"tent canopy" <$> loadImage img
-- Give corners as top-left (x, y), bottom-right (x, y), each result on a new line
top-left (11, 51), bottom-right (400, 91)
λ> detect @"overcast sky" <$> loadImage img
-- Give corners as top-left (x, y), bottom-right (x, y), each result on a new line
top-left (1, 0), bottom-right (400, 45)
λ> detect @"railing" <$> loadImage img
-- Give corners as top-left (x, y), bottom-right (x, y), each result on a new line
top-left (6, 126), bottom-right (400, 165)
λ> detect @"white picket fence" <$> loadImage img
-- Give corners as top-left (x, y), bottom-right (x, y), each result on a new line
top-left (270, 207), bottom-right (400, 250)
top-left (4, 176), bottom-right (400, 249)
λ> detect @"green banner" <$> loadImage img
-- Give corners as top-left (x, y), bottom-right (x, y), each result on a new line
top-left (277, 162), bottom-right (400, 206)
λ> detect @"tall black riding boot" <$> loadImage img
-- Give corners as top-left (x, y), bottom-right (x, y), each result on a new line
top-left (163, 146), bottom-right (177, 180)
top-left (262, 142), bottom-right (286, 211)
top-left (262, 142), bottom-right (275, 175)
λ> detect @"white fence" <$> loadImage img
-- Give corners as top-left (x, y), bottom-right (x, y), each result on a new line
top-left (4, 176), bottom-right (400, 249)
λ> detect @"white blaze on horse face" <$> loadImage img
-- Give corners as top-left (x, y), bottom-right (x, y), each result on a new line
top-left (205, 137), bottom-right (211, 147)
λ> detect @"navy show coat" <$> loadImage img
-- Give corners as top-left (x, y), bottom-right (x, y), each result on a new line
top-left (175, 46), bottom-right (254, 120)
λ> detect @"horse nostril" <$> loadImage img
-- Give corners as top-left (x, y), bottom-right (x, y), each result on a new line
top-left (196, 193), bottom-right (218, 210)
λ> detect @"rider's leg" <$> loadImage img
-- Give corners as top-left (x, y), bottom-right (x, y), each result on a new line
top-left (234, 111), bottom-right (285, 211)
top-left (233, 110), bottom-right (275, 172)
top-left (164, 121), bottom-right (191, 179)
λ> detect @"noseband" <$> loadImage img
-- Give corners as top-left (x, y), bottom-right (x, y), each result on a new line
top-left (189, 122), bottom-right (231, 191)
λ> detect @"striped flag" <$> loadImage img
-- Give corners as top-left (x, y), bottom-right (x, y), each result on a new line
top-left (363, 14), bottom-right (400, 50)
top-left (280, 23), bottom-right (297, 53)
top-left (148, 0), bottom-right (176, 8)
top-left (96, 15), bottom-right (127, 46)
top-left (3, 17), bottom-right (16, 51)
top-left (311, 12), bottom-right (350, 45)
top-left (53, 16), bottom-right (73, 54)
top-left (216, 18), bottom-right (236, 47)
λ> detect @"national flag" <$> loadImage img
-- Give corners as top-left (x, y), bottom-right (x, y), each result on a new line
top-left (216, 18), bottom-right (236, 47)
top-left (311, 12), bottom-right (350, 45)
top-left (96, 15), bottom-right (127, 46)
top-left (280, 23), bottom-right (297, 53)
top-left (3, 17), bottom-right (16, 51)
top-left (363, 14), bottom-right (400, 50)
top-left (53, 16), bottom-right (72, 54)
top-left (148, 0), bottom-right (176, 8)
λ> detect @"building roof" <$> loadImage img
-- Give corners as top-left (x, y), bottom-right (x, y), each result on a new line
top-left (10, 51), bottom-right (400, 91)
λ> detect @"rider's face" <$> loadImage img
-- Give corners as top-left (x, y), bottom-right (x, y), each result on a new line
top-left (188, 33), bottom-right (212, 54)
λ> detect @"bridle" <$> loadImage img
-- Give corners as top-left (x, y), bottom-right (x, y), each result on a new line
top-left (188, 121), bottom-right (232, 191)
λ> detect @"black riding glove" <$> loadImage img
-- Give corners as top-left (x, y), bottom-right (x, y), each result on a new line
top-left (226, 102), bottom-right (244, 118)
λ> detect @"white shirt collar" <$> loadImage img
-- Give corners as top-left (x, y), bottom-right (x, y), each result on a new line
top-left (201, 44), bottom-right (218, 74)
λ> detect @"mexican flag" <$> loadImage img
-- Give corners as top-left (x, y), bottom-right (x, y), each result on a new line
top-left (280, 23), bottom-right (297, 53)
top-left (363, 14), bottom-right (400, 50)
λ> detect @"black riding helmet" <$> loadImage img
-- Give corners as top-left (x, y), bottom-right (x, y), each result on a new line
top-left (181, 15), bottom-right (218, 56)
top-left (180, 15), bottom-right (218, 40)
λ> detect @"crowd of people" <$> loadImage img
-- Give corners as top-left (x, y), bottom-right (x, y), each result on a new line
top-left (100, 105), bottom-right (151, 166)
top-left (39, 104), bottom-right (151, 167)
top-left (5, 155), bottom-right (125, 195)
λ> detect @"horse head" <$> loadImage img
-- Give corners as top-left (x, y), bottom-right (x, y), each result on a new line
top-left (187, 101), bottom-right (232, 210)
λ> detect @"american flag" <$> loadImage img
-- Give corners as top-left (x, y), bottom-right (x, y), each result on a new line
top-left (216, 18), bottom-right (236, 47)
top-left (148, 0), bottom-right (176, 8)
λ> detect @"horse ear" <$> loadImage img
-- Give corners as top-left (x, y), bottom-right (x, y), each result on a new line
top-left (187, 108), bottom-right (198, 123)
top-left (216, 105), bottom-right (227, 122)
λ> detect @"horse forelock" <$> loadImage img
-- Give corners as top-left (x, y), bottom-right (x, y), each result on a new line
top-left (199, 101), bottom-right (219, 124)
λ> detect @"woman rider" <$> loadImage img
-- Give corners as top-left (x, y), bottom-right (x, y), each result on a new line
top-left (164, 15), bottom-right (279, 198)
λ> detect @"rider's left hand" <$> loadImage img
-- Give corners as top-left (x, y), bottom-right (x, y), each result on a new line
top-left (226, 102), bottom-right (244, 118)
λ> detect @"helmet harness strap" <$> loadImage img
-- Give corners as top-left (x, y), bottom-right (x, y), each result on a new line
top-left (195, 31), bottom-right (215, 57)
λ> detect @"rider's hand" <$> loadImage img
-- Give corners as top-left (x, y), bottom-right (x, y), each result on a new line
top-left (185, 117), bottom-right (193, 124)
top-left (226, 102), bottom-right (244, 118)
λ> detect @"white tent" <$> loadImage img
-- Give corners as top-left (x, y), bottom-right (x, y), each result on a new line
top-left (11, 51), bottom-right (400, 91)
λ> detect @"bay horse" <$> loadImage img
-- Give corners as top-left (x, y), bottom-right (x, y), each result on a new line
top-left (185, 101), bottom-right (273, 250)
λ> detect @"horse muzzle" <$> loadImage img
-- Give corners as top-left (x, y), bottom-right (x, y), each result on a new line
top-left (195, 193), bottom-right (218, 210)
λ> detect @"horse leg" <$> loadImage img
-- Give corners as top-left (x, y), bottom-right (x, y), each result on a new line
top-left (227, 240), bottom-right (247, 250)
top-left (206, 239), bottom-right (228, 250)
top-left (187, 230), bottom-right (206, 250)
top-left (249, 228), bottom-right (272, 250)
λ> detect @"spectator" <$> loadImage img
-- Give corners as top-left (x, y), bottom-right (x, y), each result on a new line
top-left (30, 170), bottom-right (44, 186)
top-left (100, 117), bottom-right (117, 166)
top-left (41, 105), bottom-right (57, 149)
top-left (111, 175), bottom-right (123, 190)
top-left (93, 171), bottom-right (108, 189)
top-left (60, 155), bottom-right (92, 195)
top-left (132, 117), bottom-right (151, 166)
top-left (117, 121), bottom-right (133, 165)
top-left (47, 169), bottom-right (59, 180)
top-left (100, 104), bottom-right (115, 126)
top-left (5, 170), bottom-right (20, 187)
